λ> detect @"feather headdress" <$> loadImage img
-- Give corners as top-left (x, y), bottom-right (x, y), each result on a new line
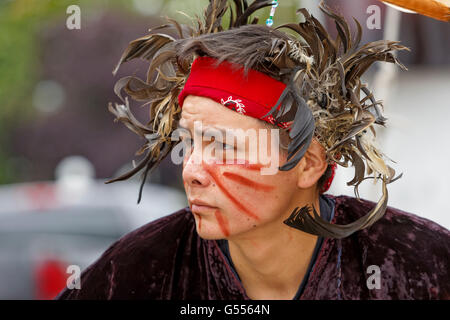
top-left (107, 0), bottom-right (409, 239)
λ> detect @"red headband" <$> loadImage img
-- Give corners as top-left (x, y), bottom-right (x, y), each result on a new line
top-left (178, 56), bottom-right (291, 128)
top-left (178, 56), bottom-right (335, 193)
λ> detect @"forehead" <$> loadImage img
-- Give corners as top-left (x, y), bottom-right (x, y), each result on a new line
top-left (179, 95), bottom-right (264, 131)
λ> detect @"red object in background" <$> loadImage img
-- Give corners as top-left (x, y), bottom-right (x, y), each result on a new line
top-left (34, 259), bottom-right (67, 300)
top-left (21, 183), bottom-right (58, 211)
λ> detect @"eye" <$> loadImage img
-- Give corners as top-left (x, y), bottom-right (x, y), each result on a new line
top-left (215, 140), bottom-right (234, 151)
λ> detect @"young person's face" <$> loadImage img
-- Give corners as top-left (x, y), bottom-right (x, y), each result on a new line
top-left (179, 95), bottom-right (303, 240)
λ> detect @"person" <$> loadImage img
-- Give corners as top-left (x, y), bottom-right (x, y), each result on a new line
top-left (56, 0), bottom-right (449, 300)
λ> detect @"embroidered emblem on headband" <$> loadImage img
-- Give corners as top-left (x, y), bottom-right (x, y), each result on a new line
top-left (263, 115), bottom-right (291, 129)
top-left (221, 96), bottom-right (246, 114)
top-left (265, 115), bottom-right (276, 124)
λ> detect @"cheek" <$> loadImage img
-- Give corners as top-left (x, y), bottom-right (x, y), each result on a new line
top-left (222, 172), bottom-right (275, 192)
top-left (228, 169), bottom-right (296, 219)
top-left (206, 161), bottom-right (294, 222)
top-left (204, 162), bottom-right (269, 221)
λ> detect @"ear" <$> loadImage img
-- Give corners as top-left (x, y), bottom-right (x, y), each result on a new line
top-left (296, 139), bottom-right (328, 190)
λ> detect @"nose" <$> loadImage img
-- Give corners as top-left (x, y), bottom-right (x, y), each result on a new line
top-left (182, 146), bottom-right (212, 188)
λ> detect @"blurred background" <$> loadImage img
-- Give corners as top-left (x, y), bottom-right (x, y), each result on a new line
top-left (0, 0), bottom-right (448, 299)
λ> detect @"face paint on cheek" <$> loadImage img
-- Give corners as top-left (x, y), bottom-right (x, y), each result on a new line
top-left (202, 161), bottom-right (260, 221)
top-left (220, 159), bottom-right (265, 171)
top-left (222, 172), bottom-right (275, 192)
top-left (214, 210), bottom-right (230, 237)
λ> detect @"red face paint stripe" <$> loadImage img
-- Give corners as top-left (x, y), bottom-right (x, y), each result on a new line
top-left (203, 164), bottom-right (260, 221)
top-left (215, 160), bottom-right (265, 171)
top-left (222, 171), bottom-right (274, 192)
top-left (240, 163), bottom-right (265, 171)
top-left (214, 210), bottom-right (230, 237)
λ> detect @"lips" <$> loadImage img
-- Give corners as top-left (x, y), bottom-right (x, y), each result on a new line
top-left (189, 198), bottom-right (217, 213)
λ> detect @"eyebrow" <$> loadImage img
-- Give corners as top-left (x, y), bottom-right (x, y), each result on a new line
top-left (177, 123), bottom-right (239, 141)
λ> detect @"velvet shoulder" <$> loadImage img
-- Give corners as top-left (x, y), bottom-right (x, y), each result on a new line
top-left (333, 195), bottom-right (450, 299)
top-left (56, 207), bottom-right (194, 299)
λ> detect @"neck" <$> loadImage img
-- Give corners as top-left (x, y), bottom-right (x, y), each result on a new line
top-left (227, 190), bottom-right (321, 300)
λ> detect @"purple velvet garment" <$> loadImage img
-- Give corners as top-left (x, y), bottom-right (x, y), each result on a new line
top-left (56, 195), bottom-right (450, 300)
